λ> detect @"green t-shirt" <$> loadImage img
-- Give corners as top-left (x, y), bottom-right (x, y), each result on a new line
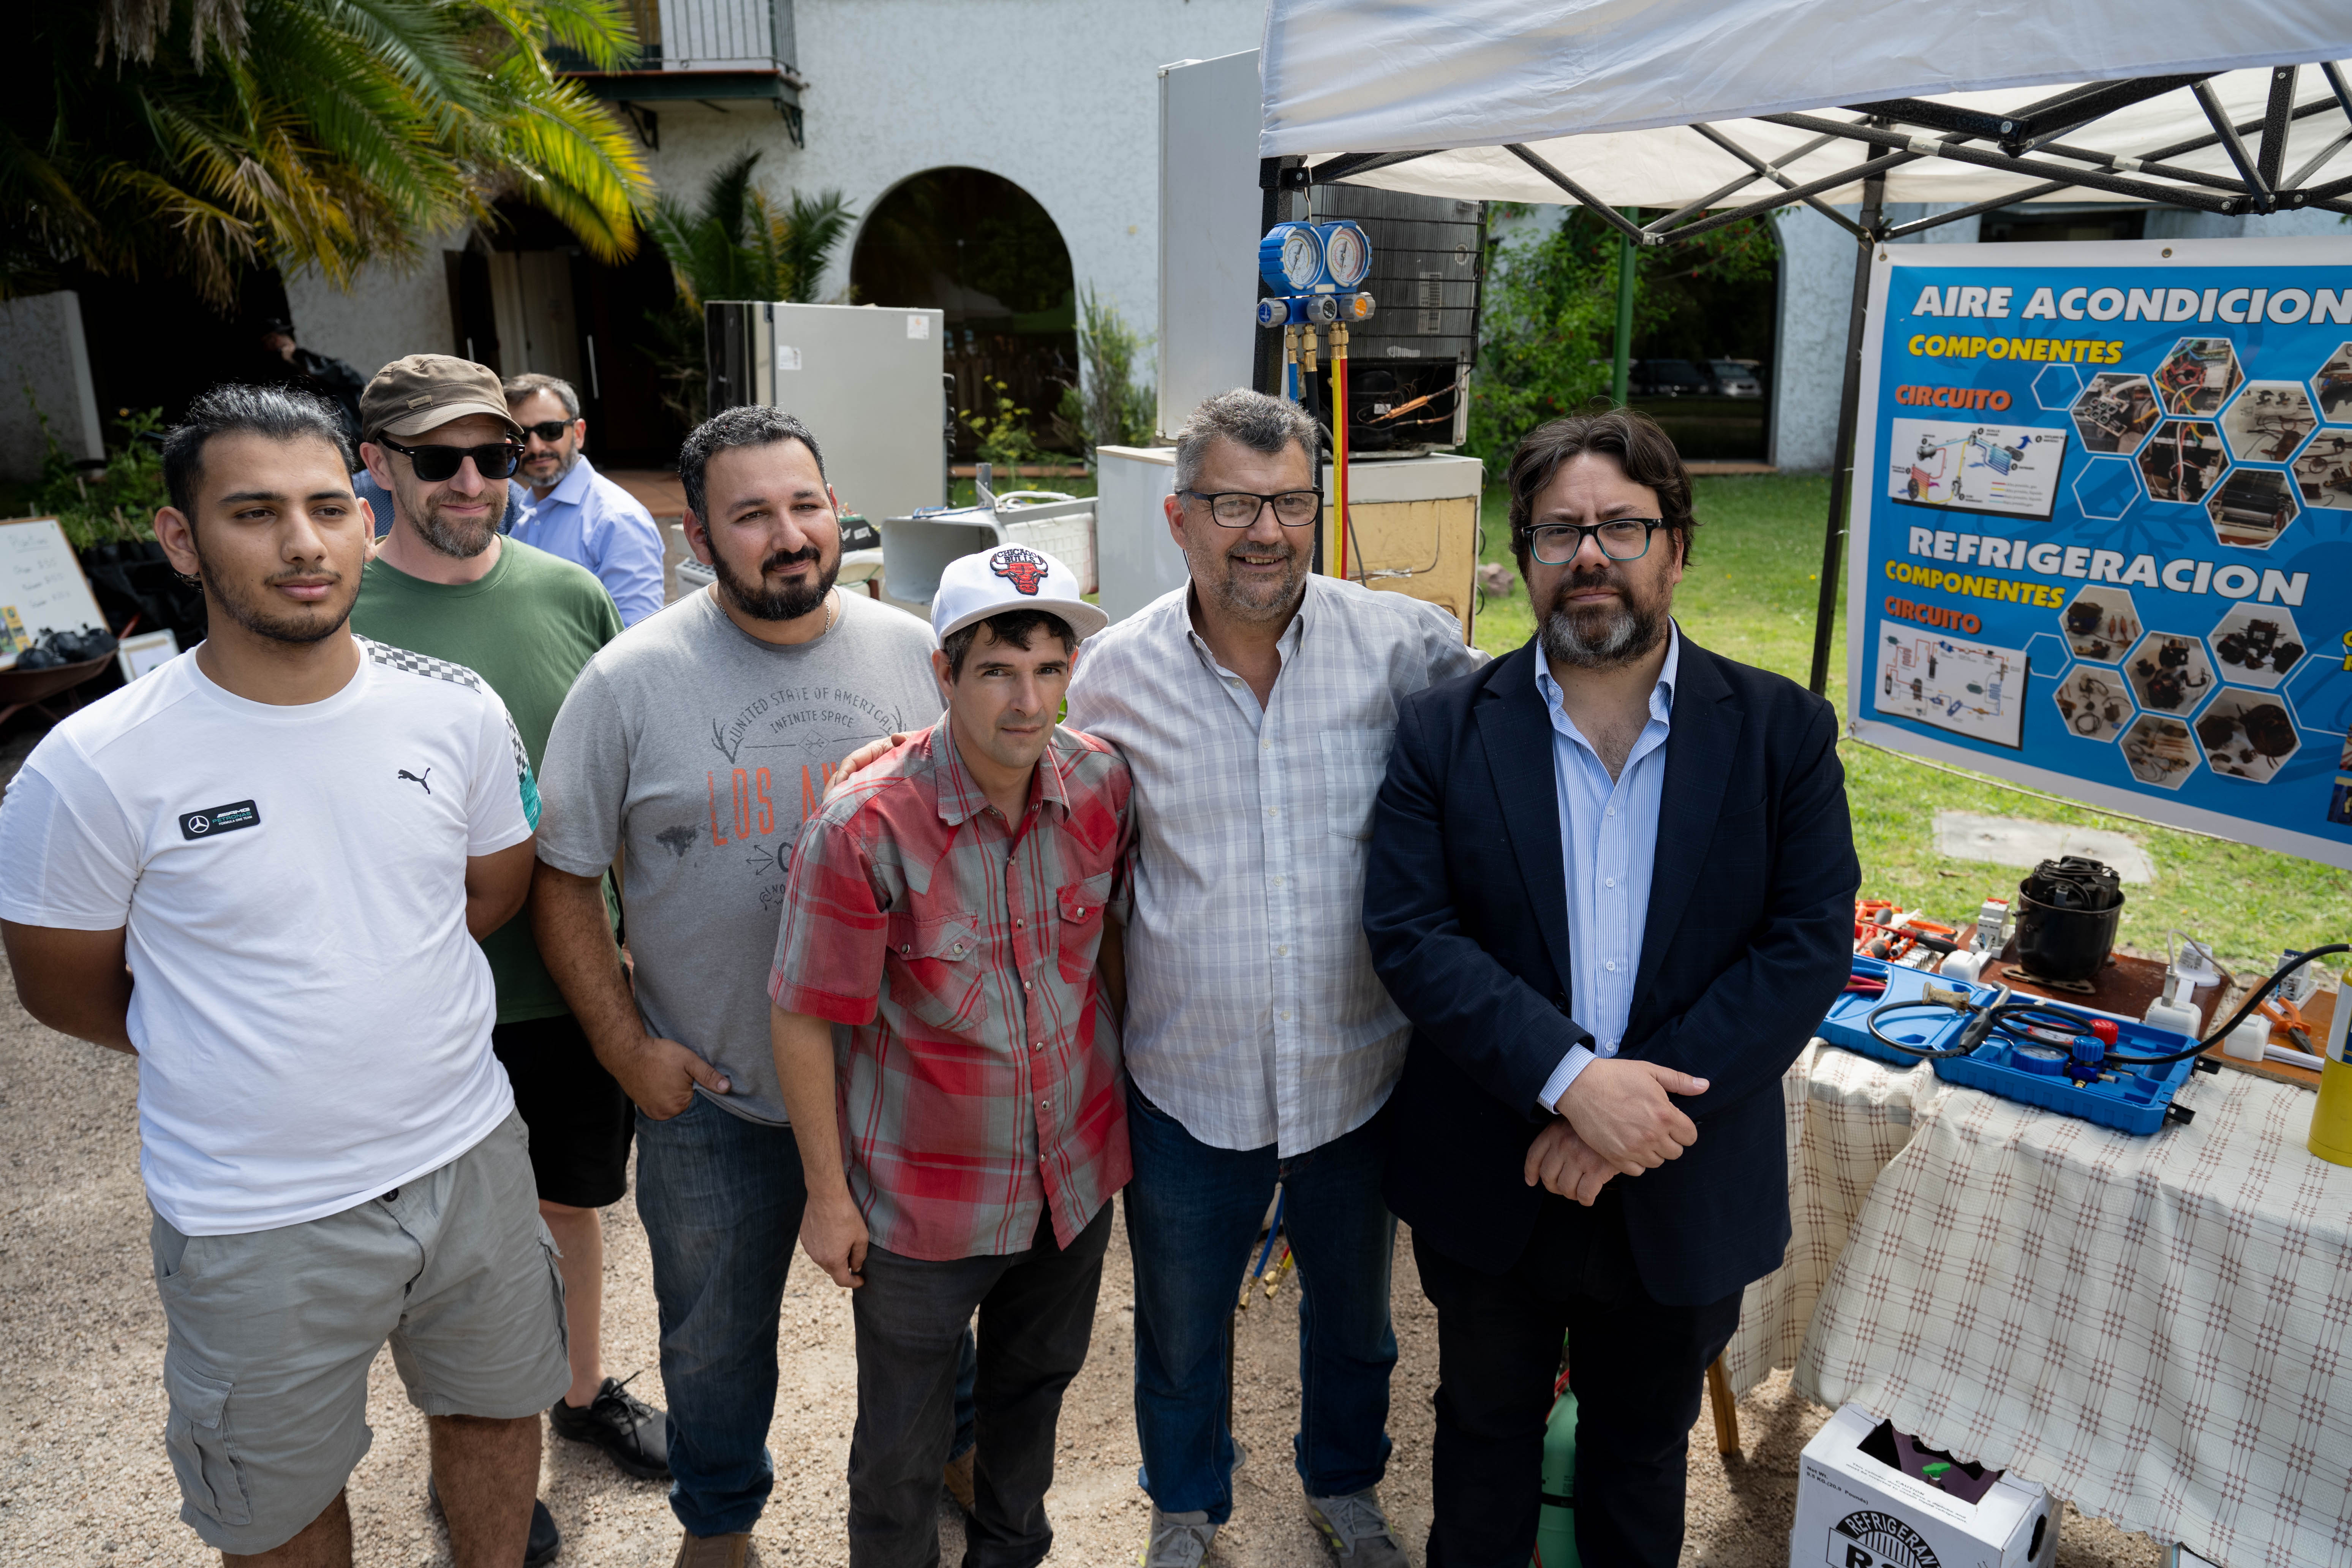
top-left (351, 537), bottom-right (624, 1022)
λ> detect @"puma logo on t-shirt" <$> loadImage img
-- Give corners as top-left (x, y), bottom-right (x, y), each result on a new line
top-left (397, 768), bottom-right (432, 794)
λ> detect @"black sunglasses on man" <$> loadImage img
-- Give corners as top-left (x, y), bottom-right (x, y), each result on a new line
top-left (378, 437), bottom-right (524, 483)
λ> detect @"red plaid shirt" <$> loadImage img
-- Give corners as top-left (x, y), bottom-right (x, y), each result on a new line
top-left (768, 717), bottom-right (1134, 1261)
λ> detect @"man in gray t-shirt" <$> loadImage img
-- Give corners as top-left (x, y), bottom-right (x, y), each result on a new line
top-left (533, 406), bottom-right (938, 1561)
top-left (538, 586), bottom-right (937, 1117)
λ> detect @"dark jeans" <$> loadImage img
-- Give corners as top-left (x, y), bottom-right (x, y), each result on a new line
top-left (1123, 1083), bottom-right (1397, 1522)
top-left (635, 1095), bottom-right (807, 1538)
top-left (1412, 1192), bottom-right (1743, 1568)
top-left (848, 1206), bottom-right (1116, 1568)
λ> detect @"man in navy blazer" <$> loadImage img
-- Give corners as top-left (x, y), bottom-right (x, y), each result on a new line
top-left (1364, 410), bottom-right (1858, 1568)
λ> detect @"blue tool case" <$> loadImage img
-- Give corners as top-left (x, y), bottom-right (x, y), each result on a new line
top-left (1932, 1008), bottom-right (2202, 1135)
top-left (1818, 956), bottom-right (1999, 1067)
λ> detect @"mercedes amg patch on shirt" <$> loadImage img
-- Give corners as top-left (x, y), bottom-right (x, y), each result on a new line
top-left (179, 800), bottom-right (258, 840)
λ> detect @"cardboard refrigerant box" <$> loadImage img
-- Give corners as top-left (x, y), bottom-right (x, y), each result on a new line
top-left (1792, 1404), bottom-right (2059, 1568)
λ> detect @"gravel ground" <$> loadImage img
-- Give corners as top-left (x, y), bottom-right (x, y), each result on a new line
top-left (0, 958), bottom-right (2166, 1567)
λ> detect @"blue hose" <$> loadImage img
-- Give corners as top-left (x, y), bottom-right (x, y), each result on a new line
top-left (1249, 1189), bottom-right (1287, 1286)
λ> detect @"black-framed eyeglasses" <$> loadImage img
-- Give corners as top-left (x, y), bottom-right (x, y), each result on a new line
top-left (1521, 518), bottom-right (1666, 564)
top-left (1179, 488), bottom-right (1323, 528)
top-left (379, 437), bottom-right (523, 482)
top-left (519, 420), bottom-right (573, 443)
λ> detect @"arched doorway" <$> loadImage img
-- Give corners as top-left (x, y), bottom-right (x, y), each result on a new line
top-left (850, 168), bottom-right (1075, 461)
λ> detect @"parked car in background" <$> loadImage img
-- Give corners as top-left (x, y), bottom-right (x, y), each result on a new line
top-left (1708, 359), bottom-right (1764, 397)
top-left (1630, 358), bottom-right (1711, 397)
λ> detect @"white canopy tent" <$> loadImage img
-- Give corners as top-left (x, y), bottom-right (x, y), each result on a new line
top-left (1251, 0), bottom-right (2352, 688)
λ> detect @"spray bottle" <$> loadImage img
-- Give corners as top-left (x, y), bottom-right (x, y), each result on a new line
top-left (2310, 967), bottom-right (2352, 1167)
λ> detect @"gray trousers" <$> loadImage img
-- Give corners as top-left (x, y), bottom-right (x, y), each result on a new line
top-left (847, 1204), bottom-right (1116, 1568)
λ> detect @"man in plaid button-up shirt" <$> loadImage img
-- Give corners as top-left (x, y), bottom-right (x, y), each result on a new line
top-left (1065, 389), bottom-right (1482, 1567)
top-left (768, 553), bottom-right (1130, 1568)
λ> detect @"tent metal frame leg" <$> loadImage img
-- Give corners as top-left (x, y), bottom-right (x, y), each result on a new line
top-left (1807, 165), bottom-right (1888, 697)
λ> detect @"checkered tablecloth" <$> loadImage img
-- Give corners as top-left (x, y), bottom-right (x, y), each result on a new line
top-left (1793, 1063), bottom-right (2352, 1568)
top-left (1722, 1041), bottom-right (1939, 1397)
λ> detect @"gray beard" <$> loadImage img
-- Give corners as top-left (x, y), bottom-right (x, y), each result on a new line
top-left (529, 448), bottom-right (582, 489)
top-left (1540, 588), bottom-right (1668, 669)
top-left (1192, 537), bottom-right (1308, 624)
top-left (410, 490), bottom-right (504, 560)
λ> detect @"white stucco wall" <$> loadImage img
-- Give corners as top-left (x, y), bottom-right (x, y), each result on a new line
top-left (281, 1), bottom-right (1263, 397)
top-left (283, 247), bottom-right (458, 381)
top-left (1772, 203), bottom-right (1983, 473)
top-left (0, 291), bottom-right (105, 483)
top-left (654, 0), bottom-right (1262, 332)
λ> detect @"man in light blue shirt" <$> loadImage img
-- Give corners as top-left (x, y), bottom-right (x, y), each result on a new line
top-left (1366, 408), bottom-right (1857, 1568)
top-left (503, 373), bottom-right (667, 625)
top-left (1532, 623), bottom-right (1677, 1107)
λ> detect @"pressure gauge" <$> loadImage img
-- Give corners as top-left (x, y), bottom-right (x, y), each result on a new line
top-left (1320, 221), bottom-right (1371, 288)
top-left (1259, 223), bottom-right (1325, 292)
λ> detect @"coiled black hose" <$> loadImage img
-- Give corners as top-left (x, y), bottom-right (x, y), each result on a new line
top-left (1864, 944), bottom-right (2349, 1066)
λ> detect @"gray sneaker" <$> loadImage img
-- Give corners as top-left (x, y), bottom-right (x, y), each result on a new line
top-left (1306, 1489), bottom-right (1407, 1565)
top-left (1141, 1506), bottom-right (1218, 1567)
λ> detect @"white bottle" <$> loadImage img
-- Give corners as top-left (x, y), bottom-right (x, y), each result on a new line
top-left (2143, 969), bottom-right (2202, 1041)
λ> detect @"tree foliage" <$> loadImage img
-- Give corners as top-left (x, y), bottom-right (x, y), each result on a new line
top-left (640, 150), bottom-right (855, 430)
top-left (643, 150), bottom-right (853, 310)
top-left (24, 399), bottom-right (172, 549)
top-left (1052, 286), bottom-right (1154, 464)
top-left (1467, 205), bottom-right (1780, 461)
top-left (4, 0), bottom-right (654, 309)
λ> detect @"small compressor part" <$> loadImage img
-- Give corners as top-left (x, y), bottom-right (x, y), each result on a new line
top-left (1941, 896), bottom-right (2011, 985)
top-left (2222, 1012), bottom-right (2271, 1063)
top-left (2013, 857), bottom-right (2123, 984)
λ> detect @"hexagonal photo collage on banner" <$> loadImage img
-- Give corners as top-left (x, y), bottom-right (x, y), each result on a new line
top-left (2070, 372), bottom-right (2159, 454)
top-left (2294, 342), bottom-right (2352, 511)
top-left (2137, 419), bottom-right (2225, 504)
top-left (2206, 602), bottom-right (2307, 689)
top-left (2059, 586), bottom-right (2140, 663)
top-left (2205, 466), bottom-right (2298, 549)
top-left (2053, 665), bottom-right (2132, 744)
top-left (2195, 689), bottom-right (2302, 783)
top-left (2218, 381), bottom-right (2317, 463)
top-left (2124, 629), bottom-right (2214, 715)
top-left (2122, 714), bottom-right (2199, 790)
top-left (2155, 337), bottom-right (2243, 416)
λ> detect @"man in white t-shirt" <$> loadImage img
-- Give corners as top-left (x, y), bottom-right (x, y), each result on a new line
top-left (0, 384), bottom-right (570, 1567)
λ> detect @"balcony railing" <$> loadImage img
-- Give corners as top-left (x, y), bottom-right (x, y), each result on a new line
top-left (556, 0), bottom-right (803, 146)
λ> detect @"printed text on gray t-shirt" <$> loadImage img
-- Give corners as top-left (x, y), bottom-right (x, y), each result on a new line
top-left (536, 588), bottom-right (944, 1123)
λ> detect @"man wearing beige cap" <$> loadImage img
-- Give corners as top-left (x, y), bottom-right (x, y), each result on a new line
top-left (351, 357), bottom-right (669, 1558)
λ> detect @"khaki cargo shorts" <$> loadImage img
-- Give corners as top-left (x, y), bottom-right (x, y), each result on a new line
top-left (150, 1109), bottom-right (571, 1554)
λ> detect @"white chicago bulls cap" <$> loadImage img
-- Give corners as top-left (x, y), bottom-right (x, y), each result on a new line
top-left (930, 544), bottom-right (1110, 645)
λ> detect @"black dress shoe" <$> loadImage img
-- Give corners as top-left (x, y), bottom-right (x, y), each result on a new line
top-left (525, 1498), bottom-right (560, 1567)
top-left (425, 1476), bottom-right (561, 1566)
top-left (549, 1374), bottom-right (672, 1480)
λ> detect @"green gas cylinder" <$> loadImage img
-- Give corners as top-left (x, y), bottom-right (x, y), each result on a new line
top-left (1530, 1379), bottom-right (1579, 1568)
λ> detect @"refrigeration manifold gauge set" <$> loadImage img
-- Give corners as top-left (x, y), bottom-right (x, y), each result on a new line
top-left (1256, 220), bottom-right (1377, 577)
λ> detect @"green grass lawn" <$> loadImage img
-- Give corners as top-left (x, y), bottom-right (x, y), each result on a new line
top-left (1469, 475), bottom-right (2348, 970)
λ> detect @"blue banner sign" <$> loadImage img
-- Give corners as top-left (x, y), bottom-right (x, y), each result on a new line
top-left (1848, 238), bottom-right (2352, 870)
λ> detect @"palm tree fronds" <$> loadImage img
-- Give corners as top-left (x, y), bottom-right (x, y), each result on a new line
top-left (8, 0), bottom-right (654, 308)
